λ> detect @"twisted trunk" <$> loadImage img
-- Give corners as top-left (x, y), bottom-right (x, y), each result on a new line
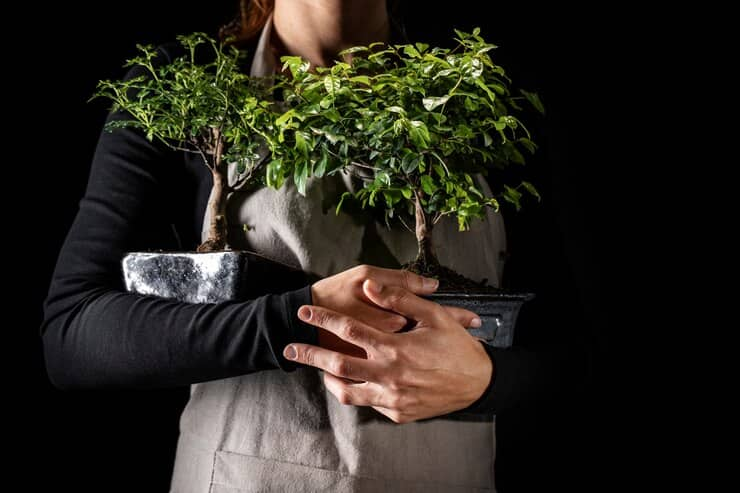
top-left (412, 191), bottom-right (440, 271)
top-left (197, 129), bottom-right (229, 253)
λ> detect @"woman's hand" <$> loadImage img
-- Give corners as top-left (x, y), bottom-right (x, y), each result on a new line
top-left (285, 278), bottom-right (492, 423)
top-left (310, 265), bottom-right (481, 358)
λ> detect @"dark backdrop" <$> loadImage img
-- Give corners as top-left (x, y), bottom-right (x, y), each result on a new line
top-left (11, 1), bottom-right (640, 491)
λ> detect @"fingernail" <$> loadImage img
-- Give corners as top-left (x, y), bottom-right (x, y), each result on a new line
top-left (298, 306), bottom-right (312, 320)
top-left (423, 277), bottom-right (439, 291)
top-left (470, 318), bottom-right (482, 328)
top-left (365, 279), bottom-right (382, 294)
top-left (284, 345), bottom-right (297, 360)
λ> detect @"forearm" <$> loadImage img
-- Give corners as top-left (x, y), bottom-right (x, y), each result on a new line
top-left (462, 338), bottom-right (591, 414)
top-left (42, 285), bottom-right (317, 389)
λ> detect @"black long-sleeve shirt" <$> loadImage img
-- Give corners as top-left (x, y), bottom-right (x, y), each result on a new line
top-left (40, 43), bottom-right (590, 415)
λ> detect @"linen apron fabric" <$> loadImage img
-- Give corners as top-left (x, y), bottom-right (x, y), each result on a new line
top-left (169, 17), bottom-right (507, 492)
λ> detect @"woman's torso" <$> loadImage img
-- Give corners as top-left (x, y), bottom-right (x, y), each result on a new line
top-left (169, 169), bottom-right (506, 492)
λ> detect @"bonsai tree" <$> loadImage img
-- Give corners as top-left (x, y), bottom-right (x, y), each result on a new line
top-left (94, 33), bottom-right (277, 252)
top-left (272, 28), bottom-right (544, 286)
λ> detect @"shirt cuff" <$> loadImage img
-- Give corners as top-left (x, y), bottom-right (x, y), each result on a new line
top-left (459, 342), bottom-right (523, 415)
top-left (458, 341), bottom-right (497, 414)
top-left (278, 285), bottom-right (318, 371)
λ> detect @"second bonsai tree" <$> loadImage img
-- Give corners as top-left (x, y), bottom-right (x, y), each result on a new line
top-left (272, 28), bottom-right (543, 290)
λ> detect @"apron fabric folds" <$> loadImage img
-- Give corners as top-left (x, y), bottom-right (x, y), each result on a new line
top-left (170, 16), bottom-right (507, 492)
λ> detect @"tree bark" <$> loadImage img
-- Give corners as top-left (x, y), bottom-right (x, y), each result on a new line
top-left (197, 170), bottom-right (229, 252)
top-left (414, 191), bottom-right (439, 269)
top-left (197, 129), bottom-right (229, 252)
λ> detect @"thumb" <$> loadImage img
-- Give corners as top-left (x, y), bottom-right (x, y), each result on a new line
top-left (441, 305), bottom-right (482, 329)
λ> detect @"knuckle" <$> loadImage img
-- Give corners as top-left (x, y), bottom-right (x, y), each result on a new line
top-left (336, 389), bottom-right (352, 405)
top-left (394, 369), bottom-right (413, 387)
top-left (331, 356), bottom-right (351, 377)
top-left (388, 290), bottom-right (408, 309)
top-left (341, 319), bottom-right (360, 342)
top-left (383, 345), bottom-right (401, 363)
top-left (302, 348), bottom-right (314, 367)
top-left (387, 378), bottom-right (403, 392)
top-left (354, 264), bottom-right (372, 278)
top-left (391, 315), bottom-right (407, 331)
top-left (313, 309), bottom-right (330, 327)
top-left (402, 393), bottom-right (419, 409)
top-left (401, 270), bottom-right (413, 291)
top-left (388, 391), bottom-right (404, 409)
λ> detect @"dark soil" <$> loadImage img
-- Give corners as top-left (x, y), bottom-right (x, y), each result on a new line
top-left (403, 260), bottom-right (501, 294)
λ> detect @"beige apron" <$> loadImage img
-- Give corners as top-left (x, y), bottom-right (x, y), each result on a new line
top-left (169, 170), bottom-right (505, 492)
top-left (169, 16), bottom-right (507, 492)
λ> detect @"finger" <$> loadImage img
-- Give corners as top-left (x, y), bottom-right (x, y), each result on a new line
top-left (354, 265), bottom-right (439, 295)
top-left (352, 305), bottom-right (408, 333)
top-left (441, 305), bottom-right (482, 329)
top-left (323, 372), bottom-right (381, 406)
top-left (284, 343), bottom-right (377, 382)
top-left (297, 305), bottom-right (388, 351)
top-left (372, 406), bottom-right (409, 424)
top-left (362, 279), bottom-right (439, 321)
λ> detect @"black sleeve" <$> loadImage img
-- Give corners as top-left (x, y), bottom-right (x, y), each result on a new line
top-left (40, 50), bottom-right (318, 390)
top-left (461, 180), bottom-right (592, 415)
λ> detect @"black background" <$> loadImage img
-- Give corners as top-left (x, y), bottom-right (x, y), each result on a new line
top-left (9, 1), bottom-right (647, 491)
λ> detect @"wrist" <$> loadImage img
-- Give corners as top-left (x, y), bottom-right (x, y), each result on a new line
top-left (472, 341), bottom-right (494, 403)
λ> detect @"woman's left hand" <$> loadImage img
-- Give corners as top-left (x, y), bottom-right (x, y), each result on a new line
top-left (283, 278), bottom-right (493, 423)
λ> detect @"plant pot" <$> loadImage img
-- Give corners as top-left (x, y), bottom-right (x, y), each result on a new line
top-left (123, 253), bottom-right (533, 349)
top-left (426, 292), bottom-right (534, 349)
top-left (122, 250), bottom-right (313, 303)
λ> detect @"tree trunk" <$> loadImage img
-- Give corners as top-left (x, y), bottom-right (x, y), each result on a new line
top-left (197, 169), bottom-right (229, 252)
top-left (413, 191), bottom-right (439, 270)
top-left (197, 131), bottom-right (229, 253)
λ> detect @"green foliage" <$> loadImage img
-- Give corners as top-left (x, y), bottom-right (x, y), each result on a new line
top-left (93, 29), bottom-right (541, 255)
top-left (272, 28), bottom-right (543, 231)
top-left (93, 33), bottom-right (276, 183)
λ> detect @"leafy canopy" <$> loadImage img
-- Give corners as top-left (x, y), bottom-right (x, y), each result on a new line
top-left (93, 33), bottom-right (276, 181)
top-left (271, 28), bottom-right (543, 230)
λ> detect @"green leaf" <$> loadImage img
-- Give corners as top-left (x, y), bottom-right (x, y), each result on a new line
top-left (335, 191), bottom-right (352, 215)
top-left (503, 185), bottom-right (522, 211)
top-left (314, 151), bottom-right (329, 178)
top-left (281, 56), bottom-right (310, 77)
top-left (294, 131), bottom-right (310, 159)
top-left (422, 95), bottom-right (450, 111)
top-left (349, 75), bottom-right (371, 86)
top-left (433, 164), bottom-right (446, 178)
top-left (376, 171), bottom-right (391, 187)
top-left (338, 46), bottom-right (369, 56)
top-left (521, 181), bottom-right (541, 201)
top-left (267, 158), bottom-right (284, 189)
top-left (403, 45), bottom-right (421, 58)
top-left (294, 160), bottom-right (308, 195)
top-left (464, 97), bottom-right (479, 111)
top-left (521, 89), bottom-right (545, 114)
top-left (401, 153), bottom-right (419, 174)
top-left (474, 78), bottom-right (497, 102)
top-left (408, 121), bottom-right (431, 149)
top-left (324, 75), bottom-right (340, 93)
top-left (518, 138), bottom-right (537, 154)
top-left (420, 175), bottom-right (437, 195)
top-left (276, 109), bottom-right (296, 127)
top-left (401, 188), bottom-right (413, 199)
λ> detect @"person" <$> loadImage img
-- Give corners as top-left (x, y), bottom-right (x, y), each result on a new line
top-left (41, 0), bottom-right (589, 491)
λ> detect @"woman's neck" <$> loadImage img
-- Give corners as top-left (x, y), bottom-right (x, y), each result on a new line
top-left (272, 0), bottom-right (390, 69)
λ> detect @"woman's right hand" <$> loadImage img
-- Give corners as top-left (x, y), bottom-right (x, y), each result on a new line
top-left (310, 265), bottom-right (480, 358)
